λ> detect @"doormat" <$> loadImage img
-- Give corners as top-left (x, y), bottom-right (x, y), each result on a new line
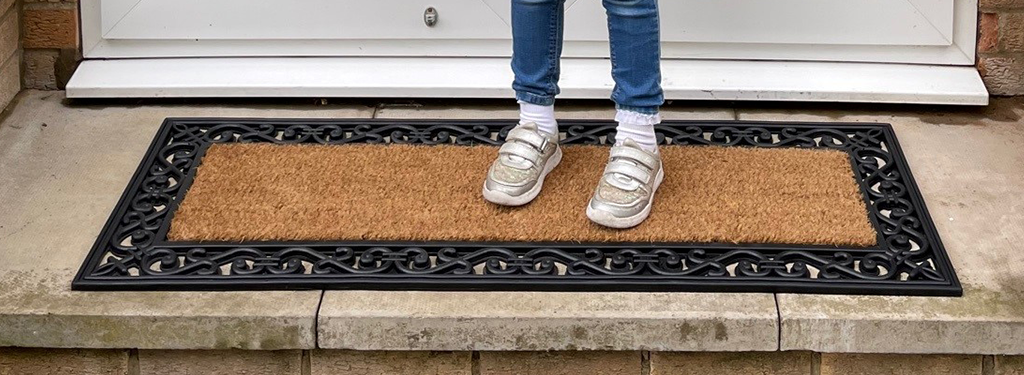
top-left (168, 144), bottom-right (878, 246)
top-left (73, 118), bottom-right (961, 296)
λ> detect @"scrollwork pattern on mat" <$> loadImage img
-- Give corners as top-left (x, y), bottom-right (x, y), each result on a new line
top-left (84, 119), bottom-right (952, 288)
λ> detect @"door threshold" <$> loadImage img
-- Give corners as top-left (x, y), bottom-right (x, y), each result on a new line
top-left (66, 57), bottom-right (989, 105)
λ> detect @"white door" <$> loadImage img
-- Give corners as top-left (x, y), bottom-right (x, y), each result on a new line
top-left (83, 0), bottom-right (974, 64)
top-left (72, 0), bottom-right (986, 103)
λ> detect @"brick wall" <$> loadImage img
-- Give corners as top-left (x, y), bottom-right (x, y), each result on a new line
top-left (0, 0), bottom-right (19, 110)
top-left (979, 0), bottom-right (1024, 95)
top-left (4, 349), bottom-right (1024, 375)
top-left (21, 0), bottom-right (78, 90)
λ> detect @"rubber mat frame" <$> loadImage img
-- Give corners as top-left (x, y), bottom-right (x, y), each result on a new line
top-left (72, 118), bottom-right (962, 296)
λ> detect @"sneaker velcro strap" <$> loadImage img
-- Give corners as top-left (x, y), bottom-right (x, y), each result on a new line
top-left (506, 128), bottom-right (549, 149)
top-left (610, 147), bottom-right (657, 169)
top-left (499, 142), bottom-right (543, 164)
top-left (604, 161), bottom-right (651, 183)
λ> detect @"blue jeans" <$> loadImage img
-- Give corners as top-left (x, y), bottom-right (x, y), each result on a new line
top-left (511, 0), bottom-right (664, 115)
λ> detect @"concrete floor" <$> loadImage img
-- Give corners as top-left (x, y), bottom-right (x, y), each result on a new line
top-left (0, 90), bottom-right (1022, 353)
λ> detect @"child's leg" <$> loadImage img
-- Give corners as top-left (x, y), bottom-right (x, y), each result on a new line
top-left (511, 0), bottom-right (566, 136)
top-left (603, 0), bottom-right (663, 152)
top-left (587, 0), bottom-right (664, 229)
top-left (482, 0), bottom-right (566, 206)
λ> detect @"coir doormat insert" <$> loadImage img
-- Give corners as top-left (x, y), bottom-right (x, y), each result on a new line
top-left (73, 119), bottom-right (961, 296)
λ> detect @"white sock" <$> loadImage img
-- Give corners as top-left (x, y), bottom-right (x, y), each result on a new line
top-left (519, 102), bottom-right (558, 136)
top-left (614, 109), bottom-right (661, 152)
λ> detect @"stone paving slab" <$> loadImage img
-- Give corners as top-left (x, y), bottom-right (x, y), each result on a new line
top-left (317, 291), bottom-right (779, 351)
top-left (315, 103), bottom-right (779, 352)
top-left (4, 92), bottom-right (1024, 354)
top-left (738, 101), bottom-right (1024, 354)
top-left (0, 91), bottom-right (374, 349)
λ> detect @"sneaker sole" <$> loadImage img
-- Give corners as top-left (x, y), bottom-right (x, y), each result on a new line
top-left (586, 165), bottom-right (664, 229)
top-left (482, 147), bottom-right (562, 206)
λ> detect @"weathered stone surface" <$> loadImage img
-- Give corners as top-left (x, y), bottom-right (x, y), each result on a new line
top-left (0, 50), bottom-right (17, 111)
top-left (979, 56), bottom-right (1024, 96)
top-left (820, 354), bottom-right (983, 375)
top-left (996, 356), bottom-right (1024, 375)
top-left (0, 90), bottom-right (374, 349)
top-left (999, 13), bottom-right (1024, 52)
top-left (0, 348), bottom-right (129, 375)
top-left (318, 291), bottom-right (778, 351)
top-left (739, 105), bottom-right (1024, 354)
top-left (22, 48), bottom-right (58, 89)
top-left (0, 0), bottom-right (17, 110)
top-left (0, 0), bottom-right (15, 15)
top-left (139, 350), bottom-right (302, 375)
top-left (311, 351), bottom-right (471, 375)
top-left (650, 351), bottom-right (811, 375)
top-left (0, 3), bottom-right (17, 62)
top-left (480, 351), bottom-right (639, 375)
top-left (22, 5), bottom-right (77, 49)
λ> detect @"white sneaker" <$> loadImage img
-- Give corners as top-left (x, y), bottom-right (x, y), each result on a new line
top-left (482, 122), bottom-right (562, 206)
top-left (586, 139), bottom-right (664, 229)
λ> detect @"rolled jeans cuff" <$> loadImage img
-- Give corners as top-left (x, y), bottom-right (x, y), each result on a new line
top-left (515, 91), bottom-right (556, 106)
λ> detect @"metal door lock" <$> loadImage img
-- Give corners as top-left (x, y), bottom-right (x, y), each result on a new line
top-left (424, 7), bottom-right (438, 27)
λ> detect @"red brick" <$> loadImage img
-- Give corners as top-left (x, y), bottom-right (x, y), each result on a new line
top-left (22, 6), bottom-right (78, 49)
top-left (980, 13), bottom-right (1000, 52)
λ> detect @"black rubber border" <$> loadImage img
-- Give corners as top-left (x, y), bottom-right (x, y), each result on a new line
top-left (72, 118), bottom-right (962, 296)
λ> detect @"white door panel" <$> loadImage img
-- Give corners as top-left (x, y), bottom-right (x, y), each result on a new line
top-left (104, 0), bottom-right (510, 40)
top-left (82, 0), bottom-right (977, 65)
top-left (564, 0), bottom-right (954, 46)
top-left (100, 0), bottom-right (142, 35)
top-left (907, 0), bottom-right (956, 41)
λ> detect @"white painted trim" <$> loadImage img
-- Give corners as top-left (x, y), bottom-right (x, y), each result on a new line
top-left (80, 0), bottom-right (104, 57)
top-left (952, 0), bottom-right (979, 63)
top-left (79, 0), bottom-right (979, 65)
top-left (66, 57), bottom-right (989, 105)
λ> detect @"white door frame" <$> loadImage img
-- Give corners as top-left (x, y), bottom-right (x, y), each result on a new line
top-left (71, 0), bottom-right (988, 104)
top-left (81, 0), bottom-right (978, 64)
